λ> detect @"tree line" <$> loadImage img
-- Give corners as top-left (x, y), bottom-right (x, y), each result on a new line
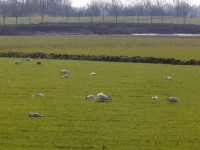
top-left (0, 0), bottom-right (199, 25)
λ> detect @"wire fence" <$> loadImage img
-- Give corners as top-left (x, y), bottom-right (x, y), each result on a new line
top-left (1, 16), bottom-right (200, 25)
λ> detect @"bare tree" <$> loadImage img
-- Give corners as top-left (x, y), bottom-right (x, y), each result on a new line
top-left (48, 0), bottom-right (72, 21)
top-left (104, 0), bottom-right (123, 23)
top-left (173, 0), bottom-right (182, 17)
top-left (22, 0), bottom-right (39, 24)
top-left (91, 0), bottom-right (101, 16)
top-left (62, 0), bottom-right (72, 22)
top-left (86, 2), bottom-right (93, 22)
top-left (112, 0), bottom-right (123, 23)
top-left (47, 0), bottom-right (61, 16)
top-left (9, 0), bottom-right (23, 25)
top-left (121, 4), bottom-right (137, 16)
top-left (145, 0), bottom-right (156, 23)
top-left (172, 0), bottom-right (191, 24)
top-left (75, 7), bottom-right (85, 23)
top-left (99, 0), bottom-right (109, 23)
top-left (180, 0), bottom-right (191, 24)
top-left (165, 1), bottom-right (175, 17)
top-left (144, 0), bottom-right (151, 16)
top-left (156, 0), bottom-right (167, 23)
top-left (86, 0), bottom-right (101, 22)
top-left (189, 5), bottom-right (198, 17)
top-left (0, 1), bottom-right (11, 25)
top-left (133, 0), bottom-right (146, 23)
top-left (38, 0), bottom-right (55, 23)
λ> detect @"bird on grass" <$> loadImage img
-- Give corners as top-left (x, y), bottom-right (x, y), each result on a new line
top-left (85, 90), bottom-right (95, 99)
top-left (96, 93), bottom-right (112, 102)
top-left (166, 76), bottom-right (172, 81)
top-left (152, 95), bottom-right (158, 100)
top-left (29, 112), bottom-right (43, 117)
top-left (33, 93), bottom-right (44, 97)
top-left (37, 60), bottom-right (41, 65)
top-left (24, 57), bottom-right (31, 61)
top-left (91, 72), bottom-right (96, 76)
top-left (60, 69), bottom-right (69, 75)
top-left (62, 74), bottom-right (69, 78)
top-left (166, 93), bottom-right (179, 103)
top-left (14, 60), bottom-right (22, 65)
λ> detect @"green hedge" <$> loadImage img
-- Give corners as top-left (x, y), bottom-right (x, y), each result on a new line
top-left (1, 51), bottom-right (200, 65)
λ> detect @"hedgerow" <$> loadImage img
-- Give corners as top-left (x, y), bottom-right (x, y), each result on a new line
top-left (1, 51), bottom-right (200, 65)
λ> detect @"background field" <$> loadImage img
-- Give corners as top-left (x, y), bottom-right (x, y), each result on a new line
top-left (1, 57), bottom-right (200, 149)
top-left (1, 36), bottom-right (200, 61)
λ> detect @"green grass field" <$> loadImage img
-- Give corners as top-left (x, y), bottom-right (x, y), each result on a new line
top-left (1, 35), bottom-right (200, 149)
top-left (1, 57), bottom-right (200, 149)
top-left (1, 36), bottom-right (200, 61)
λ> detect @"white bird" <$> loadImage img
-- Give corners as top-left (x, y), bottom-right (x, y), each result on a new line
top-left (166, 76), bottom-right (171, 81)
top-left (91, 72), bottom-right (96, 76)
top-left (14, 60), bottom-right (22, 65)
top-left (24, 57), bottom-right (31, 61)
top-left (97, 93), bottom-right (111, 101)
top-left (152, 95), bottom-right (158, 100)
top-left (166, 93), bottom-right (179, 103)
top-left (29, 112), bottom-right (43, 117)
top-left (60, 69), bottom-right (70, 75)
top-left (33, 93), bottom-right (44, 97)
top-left (85, 90), bottom-right (95, 99)
top-left (62, 74), bottom-right (69, 78)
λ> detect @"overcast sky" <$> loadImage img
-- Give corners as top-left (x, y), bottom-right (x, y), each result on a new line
top-left (71, 0), bottom-right (200, 7)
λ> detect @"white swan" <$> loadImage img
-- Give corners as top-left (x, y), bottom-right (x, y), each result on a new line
top-left (24, 57), bottom-right (31, 61)
top-left (86, 90), bottom-right (95, 99)
top-left (166, 93), bottom-right (179, 103)
top-left (33, 93), bottom-right (44, 97)
top-left (29, 112), bottom-right (43, 117)
top-left (91, 72), bottom-right (96, 76)
top-left (62, 74), bottom-right (69, 78)
top-left (60, 69), bottom-right (69, 74)
top-left (166, 76), bottom-right (171, 81)
top-left (14, 60), bottom-right (22, 65)
top-left (152, 95), bottom-right (158, 100)
top-left (97, 93), bottom-right (111, 101)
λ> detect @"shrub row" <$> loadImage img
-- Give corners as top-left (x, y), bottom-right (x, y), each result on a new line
top-left (1, 51), bottom-right (200, 65)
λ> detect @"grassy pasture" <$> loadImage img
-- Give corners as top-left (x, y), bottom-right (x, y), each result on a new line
top-left (1, 36), bottom-right (200, 61)
top-left (1, 57), bottom-right (200, 149)
top-left (2, 16), bottom-right (200, 25)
